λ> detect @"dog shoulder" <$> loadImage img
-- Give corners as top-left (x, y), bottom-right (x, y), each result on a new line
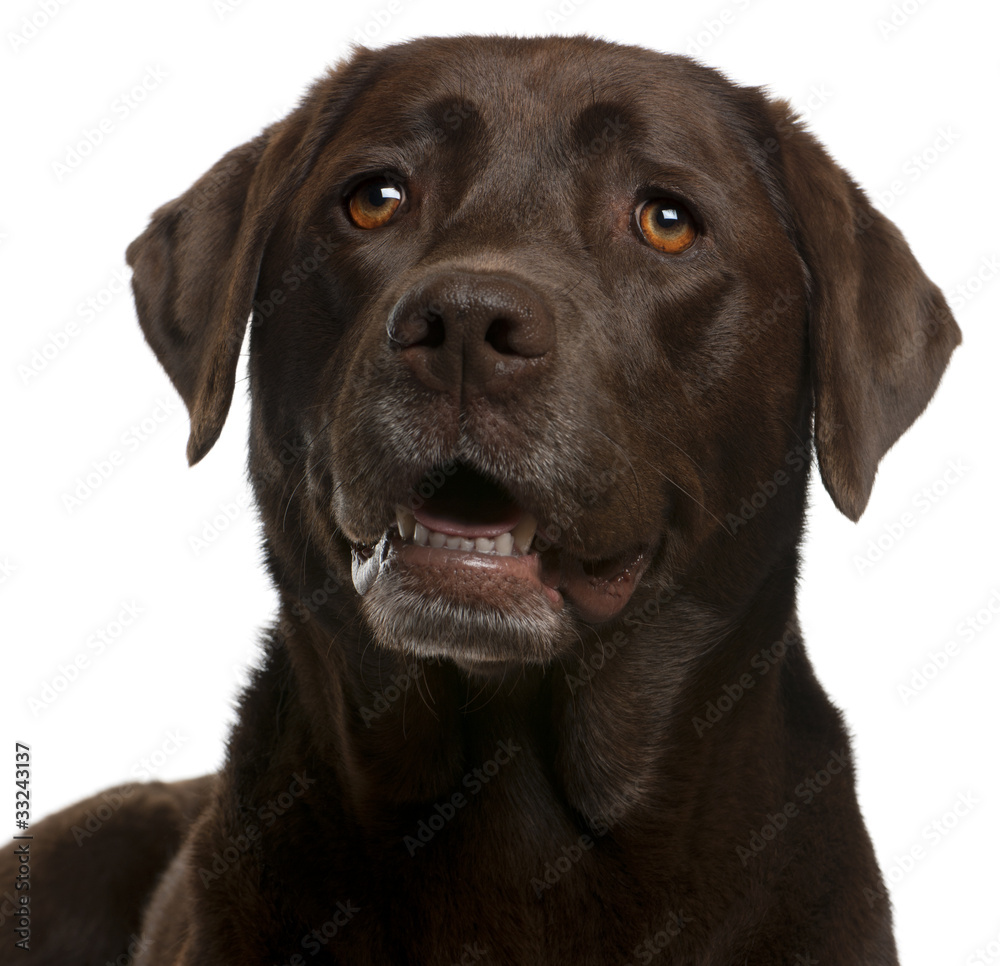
top-left (0, 775), bottom-right (215, 966)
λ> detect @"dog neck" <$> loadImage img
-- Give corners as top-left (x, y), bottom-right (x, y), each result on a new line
top-left (231, 561), bottom-right (800, 845)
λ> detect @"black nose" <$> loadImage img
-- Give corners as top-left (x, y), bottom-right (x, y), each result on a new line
top-left (386, 272), bottom-right (555, 397)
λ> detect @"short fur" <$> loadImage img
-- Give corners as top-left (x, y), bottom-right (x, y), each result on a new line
top-left (5, 36), bottom-right (959, 965)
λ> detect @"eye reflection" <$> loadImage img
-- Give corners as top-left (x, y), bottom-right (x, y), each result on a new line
top-left (347, 179), bottom-right (404, 229)
top-left (636, 198), bottom-right (697, 254)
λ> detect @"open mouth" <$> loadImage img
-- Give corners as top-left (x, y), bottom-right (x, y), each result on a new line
top-left (351, 463), bottom-right (650, 624)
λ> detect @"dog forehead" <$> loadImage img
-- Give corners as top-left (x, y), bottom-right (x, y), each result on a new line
top-left (316, 36), bottom-right (753, 173)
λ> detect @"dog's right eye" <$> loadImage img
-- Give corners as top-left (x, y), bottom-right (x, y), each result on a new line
top-left (346, 178), bottom-right (405, 229)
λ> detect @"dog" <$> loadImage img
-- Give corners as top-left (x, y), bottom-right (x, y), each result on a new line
top-left (6, 35), bottom-right (959, 965)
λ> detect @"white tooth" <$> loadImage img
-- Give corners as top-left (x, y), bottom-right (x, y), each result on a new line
top-left (445, 535), bottom-right (462, 549)
top-left (494, 532), bottom-right (514, 556)
top-left (512, 514), bottom-right (537, 553)
top-left (475, 537), bottom-right (495, 553)
top-left (414, 522), bottom-right (430, 546)
top-left (461, 539), bottom-right (476, 551)
top-left (396, 505), bottom-right (415, 540)
top-left (429, 530), bottom-right (447, 548)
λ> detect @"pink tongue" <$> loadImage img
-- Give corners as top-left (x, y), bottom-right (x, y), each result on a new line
top-left (412, 502), bottom-right (522, 539)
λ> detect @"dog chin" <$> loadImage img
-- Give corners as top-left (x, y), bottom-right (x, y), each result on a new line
top-left (359, 566), bottom-right (575, 672)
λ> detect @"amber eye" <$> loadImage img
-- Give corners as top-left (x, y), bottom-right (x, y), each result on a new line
top-left (635, 198), bottom-right (698, 254)
top-left (346, 178), bottom-right (404, 229)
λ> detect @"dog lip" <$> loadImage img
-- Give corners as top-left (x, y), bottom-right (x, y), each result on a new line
top-left (390, 536), bottom-right (565, 611)
top-left (557, 545), bottom-right (650, 623)
top-left (354, 525), bottom-right (651, 625)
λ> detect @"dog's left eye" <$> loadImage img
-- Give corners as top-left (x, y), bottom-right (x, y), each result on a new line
top-left (635, 198), bottom-right (698, 254)
top-left (346, 178), bottom-right (405, 229)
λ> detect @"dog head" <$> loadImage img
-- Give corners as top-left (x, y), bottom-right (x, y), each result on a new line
top-left (127, 36), bottom-right (959, 672)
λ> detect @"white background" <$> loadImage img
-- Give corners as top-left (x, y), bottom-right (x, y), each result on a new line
top-left (2, 0), bottom-right (998, 962)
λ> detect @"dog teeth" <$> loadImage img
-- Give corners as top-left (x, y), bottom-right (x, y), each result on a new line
top-left (395, 508), bottom-right (538, 557)
top-left (512, 513), bottom-right (537, 553)
top-left (396, 506), bottom-right (416, 540)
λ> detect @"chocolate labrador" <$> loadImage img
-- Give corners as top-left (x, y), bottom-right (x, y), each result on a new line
top-left (7, 35), bottom-right (959, 965)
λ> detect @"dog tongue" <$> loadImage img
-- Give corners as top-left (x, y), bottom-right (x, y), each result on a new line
top-left (412, 499), bottom-right (522, 538)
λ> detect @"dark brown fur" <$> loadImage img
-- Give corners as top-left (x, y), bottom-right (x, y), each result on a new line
top-left (5, 35), bottom-right (959, 965)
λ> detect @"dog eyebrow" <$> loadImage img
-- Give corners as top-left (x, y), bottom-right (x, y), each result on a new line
top-left (316, 99), bottom-right (487, 184)
top-left (323, 145), bottom-right (421, 179)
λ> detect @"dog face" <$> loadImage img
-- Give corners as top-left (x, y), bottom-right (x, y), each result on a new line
top-left (127, 36), bottom-right (958, 673)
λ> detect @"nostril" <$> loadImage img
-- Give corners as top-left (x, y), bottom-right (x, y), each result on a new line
top-left (420, 309), bottom-right (446, 349)
top-left (388, 303), bottom-right (446, 349)
top-left (485, 317), bottom-right (516, 355)
top-left (387, 272), bottom-right (554, 394)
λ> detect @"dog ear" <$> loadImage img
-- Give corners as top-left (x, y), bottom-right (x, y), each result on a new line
top-left (125, 60), bottom-right (363, 465)
top-left (762, 101), bottom-right (961, 521)
top-left (127, 135), bottom-right (261, 464)
top-left (126, 112), bottom-right (318, 465)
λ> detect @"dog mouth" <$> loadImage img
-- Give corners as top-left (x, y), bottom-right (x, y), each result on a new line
top-left (350, 463), bottom-right (649, 624)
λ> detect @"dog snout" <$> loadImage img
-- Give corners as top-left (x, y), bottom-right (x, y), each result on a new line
top-left (385, 271), bottom-right (555, 396)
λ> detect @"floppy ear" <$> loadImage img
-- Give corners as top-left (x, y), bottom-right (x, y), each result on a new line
top-left (127, 134), bottom-right (266, 464)
top-left (763, 101), bottom-right (961, 521)
top-left (126, 58), bottom-right (367, 465)
top-left (127, 108), bottom-right (325, 465)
